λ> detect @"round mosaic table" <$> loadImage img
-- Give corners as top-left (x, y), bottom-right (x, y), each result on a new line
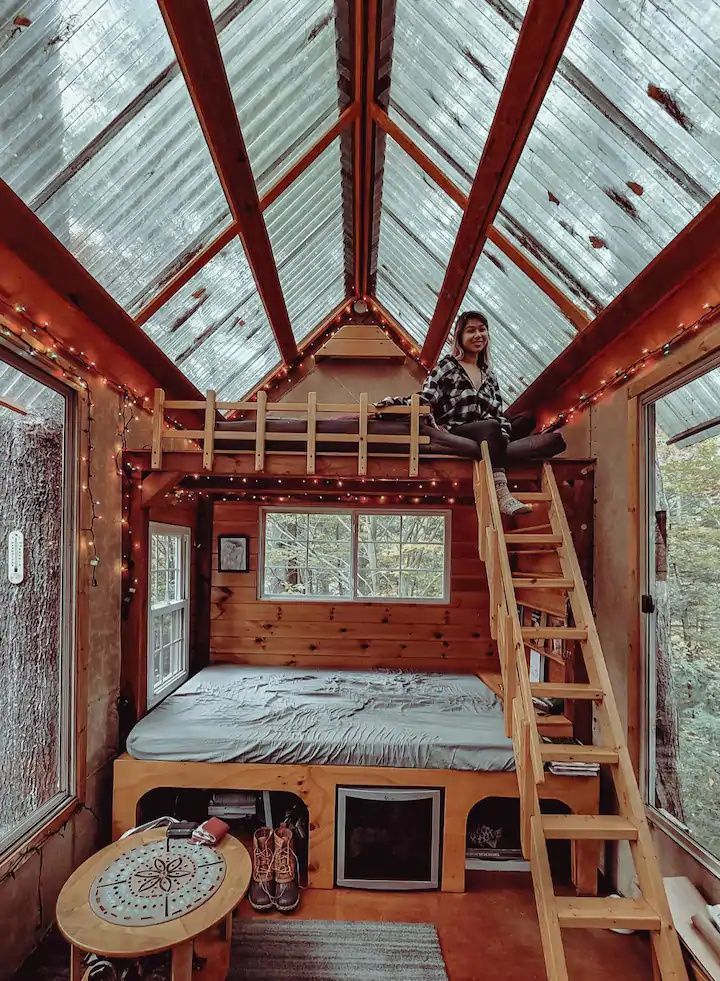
top-left (56, 830), bottom-right (251, 981)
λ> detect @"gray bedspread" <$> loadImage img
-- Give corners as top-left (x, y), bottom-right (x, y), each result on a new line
top-left (127, 665), bottom-right (515, 772)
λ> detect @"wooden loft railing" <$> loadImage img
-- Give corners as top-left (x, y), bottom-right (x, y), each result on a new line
top-left (151, 388), bottom-right (431, 476)
top-left (474, 446), bottom-right (687, 981)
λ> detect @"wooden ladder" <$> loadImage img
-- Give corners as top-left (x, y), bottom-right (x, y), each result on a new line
top-left (473, 449), bottom-right (687, 980)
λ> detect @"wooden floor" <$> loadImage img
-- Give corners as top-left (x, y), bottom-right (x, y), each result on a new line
top-left (236, 871), bottom-right (654, 981)
top-left (17, 872), bottom-right (652, 980)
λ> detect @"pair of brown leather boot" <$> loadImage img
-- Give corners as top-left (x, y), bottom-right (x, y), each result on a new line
top-left (248, 826), bottom-right (299, 913)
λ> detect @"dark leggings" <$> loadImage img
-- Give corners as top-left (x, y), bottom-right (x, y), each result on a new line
top-left (446, 412), bottom-right (538, 470)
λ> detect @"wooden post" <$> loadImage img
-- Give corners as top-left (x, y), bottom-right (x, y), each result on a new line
top-left (409, 393), bottom-right (420, 477)
top-left (358, 392), bottom-right (368, 476)
top-left (254, 390), bottom-right (267, 472)
top-left (306, 391), bottom-right (317, 474)
top-left (151, 388), bottom-right (165, 470)
top-left (202, 389), bottom-right (216, 471)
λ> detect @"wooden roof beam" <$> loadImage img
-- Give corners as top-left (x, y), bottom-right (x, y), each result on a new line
top-left (372, 105), bottom-right (590, 332)
top-left (420, 0), bottom-right (585, 367)
top-left (158, 0), bottom-right (298, 365)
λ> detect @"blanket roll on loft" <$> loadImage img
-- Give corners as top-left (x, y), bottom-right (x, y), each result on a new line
top-left (126, 665), bottom-right (516, 772)
top-left (216, 415), bottom-right (565, 461)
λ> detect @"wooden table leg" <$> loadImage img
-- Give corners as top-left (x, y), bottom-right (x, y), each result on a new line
top-left (69, 945), bottom-right (84, 981)
top-left (171, 940), bottom-right (194, 980)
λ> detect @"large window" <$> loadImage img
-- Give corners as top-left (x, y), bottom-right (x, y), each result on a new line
top-left (261, 509), bottom-right (449, 602)
top-left (147, 523), bottom-right (191, 707)
top-left (0, 357), bottom-right (75, 855)
top-left (643, 359), bottom-right (720, 869)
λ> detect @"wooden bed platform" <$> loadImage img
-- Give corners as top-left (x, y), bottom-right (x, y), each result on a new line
top-left (112, 756), bottom-right (599, 895)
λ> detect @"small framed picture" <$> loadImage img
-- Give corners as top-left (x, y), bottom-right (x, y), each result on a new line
top-left (218, 534), bottom-right (249, 573)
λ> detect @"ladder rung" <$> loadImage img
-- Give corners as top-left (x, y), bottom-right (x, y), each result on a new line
top-left (505, 533), bottom-right (563, 546)
top-left (522, 627), bottom-right (587, 641)
top-left (540, 744), bottom-right (619, 765)
top-left (512, 577), bottom-right (574, 590)
top-left (514, 492), bottom-right (551, 502)
top-left (531, 683), bottom-right (603, 700)
top-left (555, 897), bottom-right (661, 931)
top-left (541, 814), bottom-right (638, 841)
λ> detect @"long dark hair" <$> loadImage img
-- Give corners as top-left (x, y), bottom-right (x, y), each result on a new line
top-left (452, 310), bottom-right (490, 369)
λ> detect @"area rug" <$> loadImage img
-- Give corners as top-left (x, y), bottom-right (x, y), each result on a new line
top-left (231, 919), bottom-right (449, 980)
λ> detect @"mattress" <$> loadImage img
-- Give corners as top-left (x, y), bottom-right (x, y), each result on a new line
top-left (127, 665), bottom-right (515, 772)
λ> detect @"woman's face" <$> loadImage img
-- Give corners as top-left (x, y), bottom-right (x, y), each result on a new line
top-left (461, 318), bottom-right (489, 355)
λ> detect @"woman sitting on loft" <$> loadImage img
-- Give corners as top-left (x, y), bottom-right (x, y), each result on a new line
top-left (377, 310), bottom-right (565, 516)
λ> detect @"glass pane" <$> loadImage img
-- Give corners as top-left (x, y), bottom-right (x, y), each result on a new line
top-left (401, 571), bottom-right (444, 599)
top-left (155, 572), bottom-right (168, 606)
top-left (357, 570), bottom-right (401, 599)
top-left (0, 359), bottom-right (68, 845)
top-left (401, 544), bottom-right (445, 572)
top-left (358, 513), bottom-right (401, 543)
top-left (266, 512), bottom-right (308, 540)
top-left (308, 511), bottom-right (352, 540)
top-left (140, 236), bottom-right (281, 401)
top-left (400, 514), bottom-right (445, 544)
top-left (652, 364), bottom-right (720, 860)
top-left (216, 0), bottom-right (339, 194)
top-left (358, 542), bottom-right (401, 575)
top-left (265, 139), bottom-right (346, 343)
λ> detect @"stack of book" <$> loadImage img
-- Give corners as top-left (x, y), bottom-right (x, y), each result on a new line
top-left (542, 736), bottom-right (600, 777)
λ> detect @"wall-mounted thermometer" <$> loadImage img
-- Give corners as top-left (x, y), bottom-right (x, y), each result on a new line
top-left (8, 530), bottom-right (24, 584)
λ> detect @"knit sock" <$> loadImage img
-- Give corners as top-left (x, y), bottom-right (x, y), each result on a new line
top-left (493, 470), bottom-right (532, 517)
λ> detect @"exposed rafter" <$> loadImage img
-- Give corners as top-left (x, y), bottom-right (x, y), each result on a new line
top-left (511, 193), bottom-right (720, 416)
top-left (157, 0), bottom-right (298, 365)
top-left (371, 106), bottom-right (590, 332)
top-left (420, 0), bottom-right (585, 367)
top-left (0, 181), bottom-right (203, 401)
top-left (134, 107), bottom-right (357, 328)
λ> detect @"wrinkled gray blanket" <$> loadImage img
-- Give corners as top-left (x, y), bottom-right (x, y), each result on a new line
top-left (127, 665), bottom-right (515, 772)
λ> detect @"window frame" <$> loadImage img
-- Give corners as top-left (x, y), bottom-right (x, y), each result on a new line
top-left (0, 350), bottom-right (77, 861)
top-left (258, 506), bottom-right (451, 604)
top-left (146, 521), bottom-right (192, 709)
top-left (638, 348), bottom-right (720, 879)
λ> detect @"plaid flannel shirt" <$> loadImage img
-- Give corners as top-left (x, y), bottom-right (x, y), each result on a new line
top-left (376, 354), bottom-right (511, 438)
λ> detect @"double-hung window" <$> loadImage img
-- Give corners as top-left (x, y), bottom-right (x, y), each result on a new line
top-left (261, 509), bottom-right (449, 602)
top-left (147, 522), bottom-right (190, 707)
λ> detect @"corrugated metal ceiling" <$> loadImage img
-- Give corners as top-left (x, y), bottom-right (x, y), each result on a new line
top-left (141, 236), bottom-right (280, 401)
top-left (375, 139), bottom-right (461, 347)
top-left (1, 0), bottom-right (719, 403)
top-left (265, 138), bottom-right (346, 344)
top-left (499, 0), bottom-right (720, 314)
top-left (216, 0), bottom-right (339, 196)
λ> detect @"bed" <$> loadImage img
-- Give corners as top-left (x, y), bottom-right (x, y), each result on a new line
top-left (126, 665), bottom-right (516, 771)
top-left (113, 666), bottom-right (599, 894)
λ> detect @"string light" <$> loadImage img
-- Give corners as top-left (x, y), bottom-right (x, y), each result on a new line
top-left (541, 304), bottom-right (720, 431)
top-left (0, 300), bottom-right (151, 414)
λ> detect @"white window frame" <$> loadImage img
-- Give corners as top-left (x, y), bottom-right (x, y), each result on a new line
top-left (259, 507), bottom-right (451, 604)
top-left (0, 351), bottom-right (76, 860)
top-left (639, 349), bottom-right (720, 878)
top-left (147, 522), bottom-right (191, 709)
